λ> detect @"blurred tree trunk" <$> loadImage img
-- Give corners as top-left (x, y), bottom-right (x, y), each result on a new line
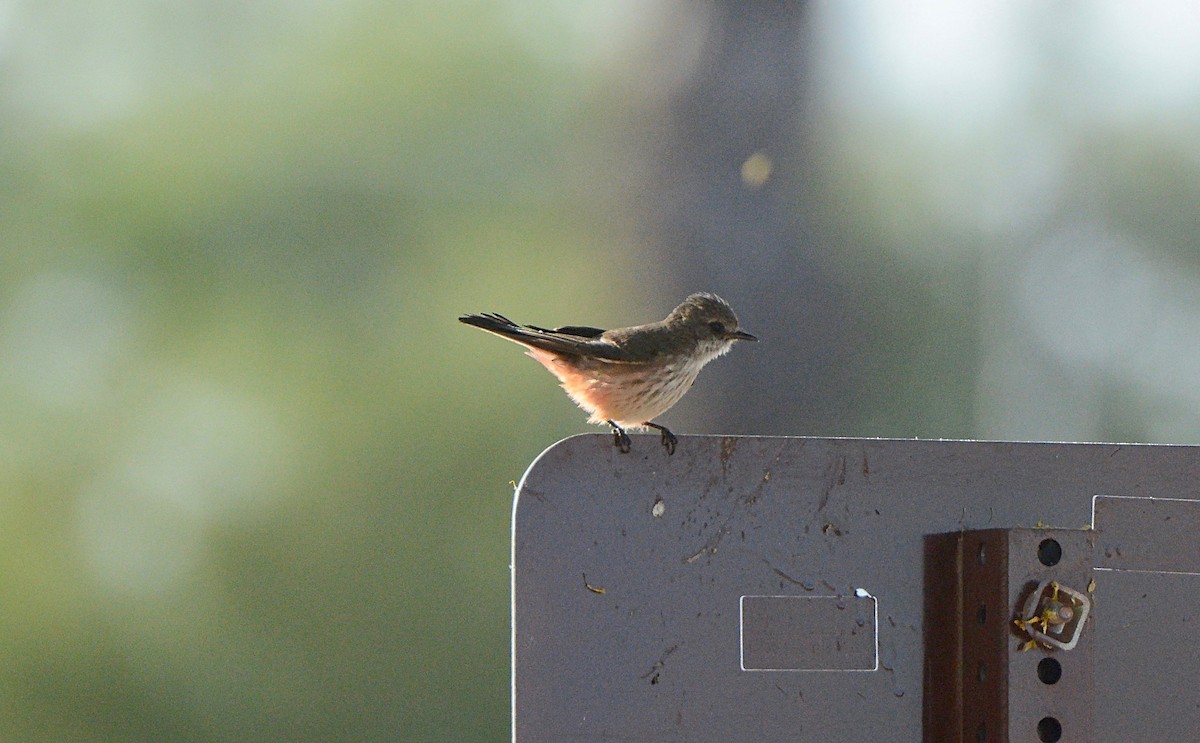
top-left (643, 0), bottom-right (856, 436)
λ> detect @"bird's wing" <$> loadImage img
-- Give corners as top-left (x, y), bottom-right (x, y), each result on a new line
top-left (527, 324), bottom-right (605, 339)
top-left (459, 313), bottom-right (635, 361)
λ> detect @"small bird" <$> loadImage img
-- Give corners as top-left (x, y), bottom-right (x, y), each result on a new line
top-left (459, 293), bottom-right (756, 454)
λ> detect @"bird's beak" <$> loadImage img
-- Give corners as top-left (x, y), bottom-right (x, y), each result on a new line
top-left (728, 330), bottom-right (757, 342)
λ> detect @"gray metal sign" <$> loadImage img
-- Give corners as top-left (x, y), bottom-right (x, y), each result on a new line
top-left (512, 435), bottom-right (1200, 741)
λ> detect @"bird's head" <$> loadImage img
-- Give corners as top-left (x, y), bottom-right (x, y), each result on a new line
top-left (668, 293), bottom-right (757, 349)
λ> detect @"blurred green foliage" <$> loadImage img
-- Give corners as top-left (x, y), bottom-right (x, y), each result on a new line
top-left (0, 2), bottom-right (639, 740)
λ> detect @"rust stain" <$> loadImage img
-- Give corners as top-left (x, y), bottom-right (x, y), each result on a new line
top-left (719, 436), bottom-right (738, 477)
top-left (818, 454), bottom-right (847, 511)
top-left (640, 644), bottom-right (679, 684)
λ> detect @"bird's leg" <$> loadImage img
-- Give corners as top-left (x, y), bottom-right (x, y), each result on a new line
top-left (607, 420), bottom-right (632, 453)
top-left (644, 422), bottom-right (677, 455)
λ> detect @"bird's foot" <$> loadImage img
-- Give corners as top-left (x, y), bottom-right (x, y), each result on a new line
top-left (645, 422), bottom-right (677, 455)
top-left (607, 421), bottom-right (632, 453)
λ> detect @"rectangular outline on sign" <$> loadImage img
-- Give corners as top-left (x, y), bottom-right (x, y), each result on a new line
top-left (1091, 494), bottom-right (1200, 578)
top-left (739, 591), bottom-right (879, 672)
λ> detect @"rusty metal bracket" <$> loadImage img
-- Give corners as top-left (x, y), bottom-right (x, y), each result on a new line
top-left (925, 529), bottom-right (1095, 742)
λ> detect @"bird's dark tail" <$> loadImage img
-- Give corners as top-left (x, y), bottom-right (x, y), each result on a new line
top-left (458, 312), bottom-right (524, 336)
top-left (459, 312), bottom-right (612, 357)
top-left (458, 312), bottom-right (573, 352)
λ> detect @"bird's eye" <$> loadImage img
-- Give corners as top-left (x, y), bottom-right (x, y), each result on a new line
top-left (708, 321), bottom-right (726, 335)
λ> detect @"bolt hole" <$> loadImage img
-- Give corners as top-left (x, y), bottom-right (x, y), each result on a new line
top-left (975, 721), bottom-right (986, 742)
top-left (977, 543), bottom-right (986, 565)
top-left (1037, 716), bottom-right (1062, 742)
top-left (1037, 657), bottom-right (1062, 685)
top-left (1037, 538), bottom-right (1062, 566)
top-left (976, 603), bottom-right (987, 624)
top-left (977, 661), bottom-right (987, 684)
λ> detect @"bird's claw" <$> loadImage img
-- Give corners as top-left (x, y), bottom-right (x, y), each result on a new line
top-left (644, 422), bottom-right (677, 455)
top-left (609, 423), bottom-right (632, 453)
top-left (615, 431), bottom-right (632, 453)
top-left (609, 421), bottom-right (675, 455)
top-left (659, 428), bottom-right (677, 455)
